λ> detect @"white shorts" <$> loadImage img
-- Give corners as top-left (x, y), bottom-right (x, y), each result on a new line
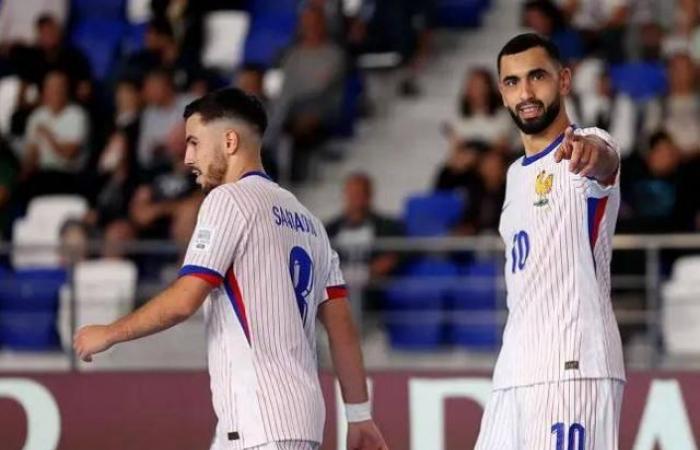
top-left (248, 442), bottom-right (319, 450)
top-left (211, 440), bottom-right (319, 450)
top-left (474, 379), bottom-right (624, 450)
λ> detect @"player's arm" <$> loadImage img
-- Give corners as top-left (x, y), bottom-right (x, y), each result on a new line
top-left (318, 298), bottom-right (368, 403)
top-left (554, 126), bottom-right (620, 185)
top-left (74, 275), bottom-right (213, 362)
top-left (318, 298), bottom-right (389, 450)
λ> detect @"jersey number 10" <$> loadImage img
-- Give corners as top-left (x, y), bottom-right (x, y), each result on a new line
top-left (552, 422), bottom-right (585, 450)
top-left (289, 246), bottom-right (314, 325)
top-left (511, 230), bottom-right (530, 274)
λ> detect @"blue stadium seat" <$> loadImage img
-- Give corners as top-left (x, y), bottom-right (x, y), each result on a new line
top-left (331, 71), bottom-right (364, 138)
top-left (445, 261), bottom-right (501, 349)
top-left (434, 0), bottom-right (489, 28)
top-left (70, 19), bottom-right (127, 80)
top-left (0, 269), bottom-right (67, 350)
top-left (403, 191), bottom-right (465, 237)
top-left (71, 0), bottom-right (125, 22)
top-left (122, 22), bottom-right (148, 55)
top-left (384, 259), bottom-right (459, 350)
top-left (243, 12), bottom-right (297, 67)
top-left (609, 62), bottom-right (667, 102)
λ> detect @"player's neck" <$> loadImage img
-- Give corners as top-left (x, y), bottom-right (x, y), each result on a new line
top-left (520, 114), bottom-right (571, 157)
top-left (224, 159), bottom-right (265, 184)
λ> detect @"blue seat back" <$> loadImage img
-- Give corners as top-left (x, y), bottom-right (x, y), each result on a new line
top-left (71, 19), bottom-right (127, 80)
top-left (404, 191), bottom-right (464, 237)
top-left (609, 62), bottom-right (667, 102)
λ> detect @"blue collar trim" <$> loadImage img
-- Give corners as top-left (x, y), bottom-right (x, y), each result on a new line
top-left (241, 171), bottom-right (272, 181)
top-left (522, 132), bottom-right (566, 166)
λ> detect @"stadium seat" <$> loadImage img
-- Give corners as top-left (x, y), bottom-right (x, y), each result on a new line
top-left (71, 0), bottom-right (125, 22)
top-left (0, 269), bottom-right (67, 350)
top-left (403, 191), bottom-right (465, 237)
top-left (13, 195), bottom-right (88, 268)
top-left (446, 261), bottom-right (501, 350)
top-left (242, 12), bottom-right (297, 67)
top-left (57, 259), bottom-right (137, 350)
top-left (26, 195), bottom-right (88, 227)
top-left (609, 62), bottom-right (667, 102)
top-left (331, 71), bottom-right (364, 138)
top-left (70, 19), bottom-right (127, 80)
top-left (126, 0), bottom-right (151, 23)
top-left (662, 256), bottom-right (700, 355)
top-left (384, 259), bottom-right (459, 350)
top-left (202, 11), bottom-right (251, 72)
top-left (435, 0), bottom-right (489, 28)
top-left (0, 76), bottom-right (20, 135)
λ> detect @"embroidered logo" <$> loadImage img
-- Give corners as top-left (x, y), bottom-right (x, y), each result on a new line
top-left (534, 170), bottom-right (554, 207)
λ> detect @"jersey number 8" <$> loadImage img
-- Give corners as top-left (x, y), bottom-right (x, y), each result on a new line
top-left (289, 246), bottom-right (314, 325)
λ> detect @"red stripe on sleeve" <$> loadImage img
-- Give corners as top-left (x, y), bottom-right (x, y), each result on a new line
top-left (187, 272), bottom-right (223, 287)
top-left (326, 285), bottom-right (348, 300)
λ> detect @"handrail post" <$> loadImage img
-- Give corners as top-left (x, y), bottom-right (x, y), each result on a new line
top-left (645, 245), bottom-right (661, 368)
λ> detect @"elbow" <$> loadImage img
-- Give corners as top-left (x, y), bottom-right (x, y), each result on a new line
top-left (171, 299), bottom-right (200, 323)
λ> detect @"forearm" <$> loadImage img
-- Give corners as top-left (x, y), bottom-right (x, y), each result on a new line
top-left (107, 282), bottom-right (198, 345)
top-left (44, 132), bottom-right (80, 159)
top-left (589, 136), bottom-right (620, 184)
top-left (325, 305), bottom-right (369, 403)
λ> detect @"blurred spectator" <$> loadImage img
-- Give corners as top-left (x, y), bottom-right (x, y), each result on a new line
top-left (643, 52), bottom-right (700, 156)
top-left (86, 80), bottom-right (143, 234)
top-left (58, 219), bottom-right (90, 266)
top-left (269, 6), bottom-right (346, 182)
top-left (576, 70), bottom-right (636, 158)
top-left (136, 68), bottom-right (194, 175)
top-left (129, 71), bottom-right (200, 248)
top-left (620, 131), bottom-right (699, 233)
top-left (0, 0), bottom-right (66, 50)
top-left (235, 64), bottom-right (278, 180)
top-left (661, 0), bottom-right (700, 59)
top-left (433, 139), bottom-right (487, 205)
top-left (21, 70), bottom-right (89, 199)
top-left (557, 0), bottom-right (629, 62)
top-left (12, 14), bottom-right (92, 93)
top-left (434, 139), bottom-right (507, 235)
top-left (637, 22), bottom-right (665, 62)
top-left (0, 137), bottom-right (19, 238)
top-left (470, 151), bottom-right (508, 234)
top-left (326, 173), bottom-right (403, 287)
top-left (120, 19), bottom-right (189, 87)
top-left (235, 63), bottom-right (267, 103)
top-left (523, 0), bottom-right (584, 64)
top-left (128, 164), bottom-right (201, 249)
top-left (444, 68), bottom-right (513, 152)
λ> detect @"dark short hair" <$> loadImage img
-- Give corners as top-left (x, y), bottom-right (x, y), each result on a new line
top-left (148, 18), bottom-right (174, 39)
top-left (497, 33), bottom-right (562, 74)
top-left (36, 13), bottom-right (58, 28)
top-left (648, 130), bottom-right (673, 149)
top-left (183, 88), bottom-right (268, 136)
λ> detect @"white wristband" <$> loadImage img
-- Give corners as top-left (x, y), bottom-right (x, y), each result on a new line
top-left (344, 401), bottom-right (372, 423)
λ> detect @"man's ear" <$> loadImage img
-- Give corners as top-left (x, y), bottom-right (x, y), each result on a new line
top-left (224, 129), bottom-right (239, 155)
top-left (559, 67), bottom-right (573, 96)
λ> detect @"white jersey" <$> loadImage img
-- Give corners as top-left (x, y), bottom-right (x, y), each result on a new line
top-left (493, 127), bottom-right (625, 390)
top-left (179, 172), bottom-right (347, 449)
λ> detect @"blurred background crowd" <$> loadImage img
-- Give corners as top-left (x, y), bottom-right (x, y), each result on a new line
top-left (0, 0), bottom-right (699, 361)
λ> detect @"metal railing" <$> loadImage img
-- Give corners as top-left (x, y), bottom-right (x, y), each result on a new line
top-left (0, 234), bottom-right (698, 372)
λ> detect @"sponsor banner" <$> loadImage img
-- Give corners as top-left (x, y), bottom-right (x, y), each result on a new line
top-left (1, 372), bottom-right (699, 450)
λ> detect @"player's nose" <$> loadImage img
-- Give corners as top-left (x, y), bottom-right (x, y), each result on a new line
top-left (184, 146), bottom-right (195, 165)
top-left (518, 80), bottom-right (535, 101)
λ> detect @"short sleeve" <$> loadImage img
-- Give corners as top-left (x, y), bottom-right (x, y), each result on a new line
top-left (573, 127), bottom-right (621, 199)
top-left (59, 106), bottom-right (88, 143)
top-left (178, 188), bottom-right (245, 286)
top-left (322, 247), bottom-right (347, 303)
